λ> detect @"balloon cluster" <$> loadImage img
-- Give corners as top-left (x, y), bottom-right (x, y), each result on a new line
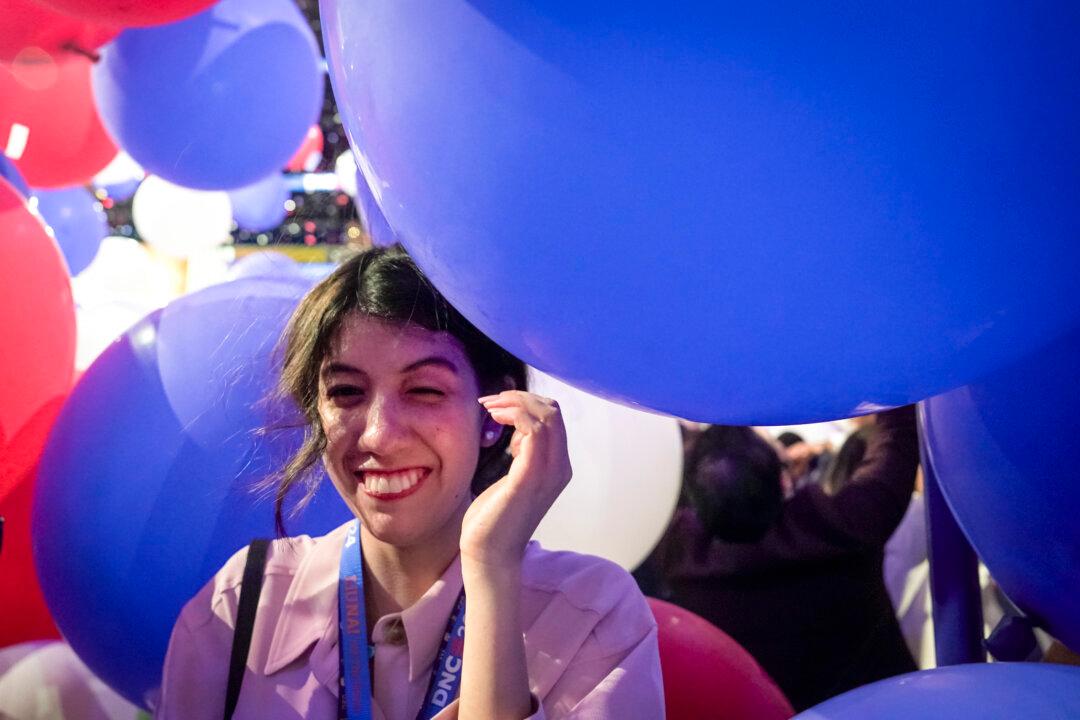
top-left (321, 3), bottom-right (1080, 717)
top-left (2, 0), bottom-right (324, 259)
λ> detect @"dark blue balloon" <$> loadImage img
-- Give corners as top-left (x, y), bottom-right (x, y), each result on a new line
top-left (228, 172), bottom-right (289, 232)
top-left (921, 327), bottom-right (1080, 651)
top-left (33, 279), bottom-right (351, 708)
top-left (322, 0), bottom-right (1080, 423)
top-left (0, 155), bottom-right (29, 198)
top-left (794, 663), bottom-right (1080, 719)
top-left (31, 186), bottom-right (108, 276)
top-left (93, 0), bottom-right (323, 190)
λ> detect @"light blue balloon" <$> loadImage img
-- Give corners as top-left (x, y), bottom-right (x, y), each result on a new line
top-left (321, 0), bottom-right (1080, 424)
top-left (33, 278), bottom-right (351, 707)
top-left (921, 327), bottom-right (1080, 651)
top-left (354, 169), bottom-right (395, 247)
top-left (228, 172), bottom-right (290, 232)
top-left (795, 663), bottom-right (1080, 719)
top-left (93, 0), bottom-right (323, 190)
top-left (32, 186), bottom-right (108, 276)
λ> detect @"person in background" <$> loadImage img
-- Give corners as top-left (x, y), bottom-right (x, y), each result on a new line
top-left (642, 407), bottom-right (919, 711)
top-left (775, 432), bottom-right (831, 493)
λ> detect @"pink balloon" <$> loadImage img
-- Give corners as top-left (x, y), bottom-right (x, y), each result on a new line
top-left (649, 598), bottom-right (794, 720)
top-left (32, 0), bottom-right (221, 28)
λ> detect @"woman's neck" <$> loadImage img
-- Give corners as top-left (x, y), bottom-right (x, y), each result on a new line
top-left (358, 520), bottom-right (463, 626)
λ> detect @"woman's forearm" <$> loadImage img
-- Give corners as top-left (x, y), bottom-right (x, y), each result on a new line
top-left (458, 560), bottom-right (532, 720)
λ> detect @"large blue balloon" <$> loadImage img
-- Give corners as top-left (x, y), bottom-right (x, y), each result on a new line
top-left (228, 172), bottom-right (290, 232)
top-left (354, 169), bottom-right (395, 248)
top-left (795, 663), bottom-right (1080, 719)
top-left (33, 279), bottom-right (351, 707)
top-left (93, 0), bottom-right (323, 190)
top-left (31, 186), bottom-right (108, 276)
top-left (920, 327), bottom-right (1080, 651)
top-left (321, 1), bottom-right (1080, 424)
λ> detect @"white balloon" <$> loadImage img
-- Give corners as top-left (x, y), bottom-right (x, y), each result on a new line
top-left (72, 236), bottom-right (180, 369)
top-left (92, 150), bottom-right (144, 188)
top-left (334, 150), bottom-right (359, 197)
top-left (0, 641), bottom-right (139, 720)
top-left (528, 370), bottom-right (682, 570)
top-left (132, 176), bottom-right (232, 258)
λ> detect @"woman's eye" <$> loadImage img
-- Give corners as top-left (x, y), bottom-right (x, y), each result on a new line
top-left (327, 385), bottom-right (363, 399)
top-left (409, 387), bottom-right (445, 398)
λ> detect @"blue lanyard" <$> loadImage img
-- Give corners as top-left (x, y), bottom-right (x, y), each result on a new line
top-left (338, 520), bottom-right (467, 720)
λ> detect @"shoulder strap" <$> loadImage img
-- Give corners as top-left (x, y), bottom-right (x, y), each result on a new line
top-left (224, 539), bottom-right (270, 720)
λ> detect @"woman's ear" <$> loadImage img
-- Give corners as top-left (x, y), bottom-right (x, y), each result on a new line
top-left (478, 374), bottom-right (517, 447)
top-left (480, 415), bottom-right (504, 448)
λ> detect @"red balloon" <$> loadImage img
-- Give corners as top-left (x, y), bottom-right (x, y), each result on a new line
top-left (285, 124), bottom-right (325, 173)
top-left (0, 474), bottom-right (63, 648)
top-left (31, 0), bottom-right (221, 28)
top-left (0, 0), bottom-right (117, 63)
top-left (648, 598), bottom-right (795, 720)
top-left (0, 55), bottom-right (117, 188)
top-left (0, 176), bottom-right (75, 501)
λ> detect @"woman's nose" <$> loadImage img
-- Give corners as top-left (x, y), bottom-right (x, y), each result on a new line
top-left (357, 395), bottom-right (408, 454)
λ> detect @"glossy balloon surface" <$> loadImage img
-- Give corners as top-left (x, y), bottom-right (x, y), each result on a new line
top-left (31, 186), bottom-right (108, 276)
top-left (33, 280), bottom-right (351, 707)
top-left (227, 172), bottom-right (289, 232)
top-left (649, 598), bottom-right (794, 720)
top-left (794, 663), bottom-right (1080, 719)
top-left (322, 0), bottom-right (1080, 423)
top-left (528, 370), bottom-right (681, 570)
top-left (0, 177), bottom-right (75, 501)
top-left (35, 0), bottom-right (219, 28)
top-left (0, 0), bottom-right (116, 63)
top-left (0, 56), bottom-right (117, 188)
top-left (920, 328), bottom-right (1080, 651)
top-left (93, 0), bottom-right (322, 190)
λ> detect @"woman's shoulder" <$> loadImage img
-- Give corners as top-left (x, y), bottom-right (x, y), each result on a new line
top-left (178, 523), bottom-right (351, 631)
top-left (520, 542), bottom-right (655, 637)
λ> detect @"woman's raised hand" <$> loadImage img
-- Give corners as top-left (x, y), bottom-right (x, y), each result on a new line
top-left (460, 391), bottom-right (572, 572)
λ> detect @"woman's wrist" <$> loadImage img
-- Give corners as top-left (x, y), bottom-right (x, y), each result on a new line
top-left (461, 554), bottom-right (523, 594)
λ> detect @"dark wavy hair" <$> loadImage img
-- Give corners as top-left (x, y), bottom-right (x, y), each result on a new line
top-left (683, 425), bottom-right (784, 543)
top-left (262, 245), bottom-right (526, 536)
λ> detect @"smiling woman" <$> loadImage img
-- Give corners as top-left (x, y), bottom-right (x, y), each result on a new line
top-left (155, 246), bottom-right (665, 720)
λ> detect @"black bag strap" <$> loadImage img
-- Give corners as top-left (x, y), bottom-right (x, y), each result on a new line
top-left (224, 539), bottom-right (270, 720)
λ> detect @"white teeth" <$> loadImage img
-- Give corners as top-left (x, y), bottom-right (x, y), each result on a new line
top-left (363, 469), bottom-right (424, 495)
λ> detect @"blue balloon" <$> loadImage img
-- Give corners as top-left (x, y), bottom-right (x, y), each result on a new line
top-left (226, 249), bottom-right (304, 282)
top-left (321, 1), bottom-right (1080, 424)
top-left (97, 177), bottom-right (141, 202)
top-left (795, 663), bottom-right (1080, 719)
top-left (93, 0), bottom-right (323, 190)
top-left (228, 172), bottom-right (290, 232)
top-left (33, 279), bottom-right (351, 707)
top-left (0, 155), bottom-right (29, 198)
top-left (31, 186), bottom-right (108, 276)
top-left (354, 168), bottom-right (395, 247)
top-left (921, 327), bottom-right (1080, 651)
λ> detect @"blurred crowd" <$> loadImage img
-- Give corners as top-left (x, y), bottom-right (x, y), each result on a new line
top-left (636, 406), bottom-right (1079, 712)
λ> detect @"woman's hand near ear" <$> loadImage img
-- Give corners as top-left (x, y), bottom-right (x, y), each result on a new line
top-left (457, 390), bottom-right (572, 719)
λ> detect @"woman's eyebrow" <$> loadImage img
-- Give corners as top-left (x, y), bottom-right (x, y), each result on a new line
top-left (403, 356), bottom-right (459, 374)
top-left (322, 361), bottom-right (364, 377)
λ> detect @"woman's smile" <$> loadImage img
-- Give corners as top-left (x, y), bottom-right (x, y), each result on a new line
top-left (356, 467), bottom-right (430, 501)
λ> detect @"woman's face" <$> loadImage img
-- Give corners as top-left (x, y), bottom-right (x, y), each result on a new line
top-left (317, 312), bottom-right (494, 549)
